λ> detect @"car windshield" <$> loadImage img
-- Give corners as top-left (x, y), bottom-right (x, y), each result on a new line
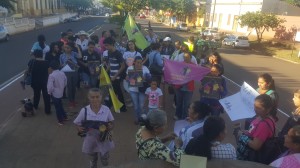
top-left (238, 36), bottom-right (248, 40)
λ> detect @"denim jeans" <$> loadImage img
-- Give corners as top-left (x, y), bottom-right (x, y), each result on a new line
top-left (80, 72), bottom-right (99, 88)
top-left (52, 96), bottom-right (67, 122)
top-left (175, 89), bottom-right (193, 119)
top-left (129, 91), bottom-right (145, 120)
top-left (65, 71), bottom-right (78, 102)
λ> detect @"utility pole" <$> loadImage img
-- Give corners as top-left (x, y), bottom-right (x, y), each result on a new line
top-left (211, 0), bottom-right (216, 28)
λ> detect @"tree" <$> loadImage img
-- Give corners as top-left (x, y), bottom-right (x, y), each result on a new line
top-left (173, 0), bottom-right (196, 22)
top-left (101, 0), bottom-right (147, 16)
top-left (238, 11), bottom-right (285, 43)
top-left (62, 0), bottom-right (93, 14)
top-left (284, 0), bottom-right (300, 7)
top-left (0, 0), bottom-right (16, 12)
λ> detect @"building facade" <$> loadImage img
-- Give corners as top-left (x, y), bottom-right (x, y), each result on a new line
top-left (15, 0), bottom-right (65, 17)
top-left (205, 0), bottom-right (300, 34)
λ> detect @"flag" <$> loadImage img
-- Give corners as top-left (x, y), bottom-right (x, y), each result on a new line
top-left (124, 14), bottom-right (149, 50)
top-left (164, 59), bottom-right (210, 85)
top-left (99, 66), bottom-right (123, 113)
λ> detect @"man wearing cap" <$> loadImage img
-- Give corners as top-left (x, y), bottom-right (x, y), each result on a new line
top-left (161, 37), bottom-right (175, 60)
top-left (75, 30), bottom-right (89, 51)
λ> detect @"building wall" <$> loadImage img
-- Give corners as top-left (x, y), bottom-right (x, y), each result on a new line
top-left (262, 0), bottom-right (300, 16)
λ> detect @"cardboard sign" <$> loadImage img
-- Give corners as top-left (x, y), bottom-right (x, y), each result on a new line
top-left (180, 154), bottom-right (207, 168)
top-left (201, 76), bottom-right (223, 99)
top-left (128, 70), bottom-right (143, 87)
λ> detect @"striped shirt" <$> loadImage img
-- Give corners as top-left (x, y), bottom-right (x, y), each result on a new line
top-left (108, 50), bottom-right (124, 78)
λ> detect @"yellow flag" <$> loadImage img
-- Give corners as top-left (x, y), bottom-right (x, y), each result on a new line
top-left (184, 41), bottom-right (194, 53)
top-left (99, 66), bottom-right (111, 86)
top-left (124, 14), bottom-right (149, 50)
top-left (99, 66), bottom-right (123, 113)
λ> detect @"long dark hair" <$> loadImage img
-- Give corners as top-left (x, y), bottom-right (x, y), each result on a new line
top-left (259, 73), bottom-right (276, 90)
top-left (192, 101), bottom-right (212, 120)
top-left (255, 94), bottom-right (277, 120)
top-left (185, 116), bottom-right (225, 160)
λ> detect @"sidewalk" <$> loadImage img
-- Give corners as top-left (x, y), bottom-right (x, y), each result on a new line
top-left (0, 22), bottom-right (238, 168)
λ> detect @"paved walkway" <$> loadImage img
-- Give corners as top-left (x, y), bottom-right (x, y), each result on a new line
top-left (0, 22), bottom-right (239, 168)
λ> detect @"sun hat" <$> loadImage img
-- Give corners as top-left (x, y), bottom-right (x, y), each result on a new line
top-left (163, 37), bottom-right (172, 42)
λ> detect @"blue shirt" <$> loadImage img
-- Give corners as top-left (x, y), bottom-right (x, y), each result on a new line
top-left (148, 51), bottom-right (163, 67)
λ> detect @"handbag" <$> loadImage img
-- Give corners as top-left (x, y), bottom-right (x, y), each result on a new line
top-left (149, 53), bottom-right (163, 75)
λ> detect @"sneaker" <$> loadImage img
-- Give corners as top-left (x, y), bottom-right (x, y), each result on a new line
top-left (127, 102), bottom-right (133, 107)
top-left (173, 115), bottom-right (178, 120)
top-left (58, 122), bottom-right (64, 126)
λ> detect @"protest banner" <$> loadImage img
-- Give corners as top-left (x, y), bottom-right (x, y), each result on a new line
top-left (164, 59), bottom-right (210, 85)
top-left (200, 76), bottom-right (223, 99)
top-left (219, 82), bottom-right (259, 121)
top-left (127, 70), bottom-right (143, 87)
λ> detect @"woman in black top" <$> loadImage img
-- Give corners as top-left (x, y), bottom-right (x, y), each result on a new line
top-left (45, 42), bottom-right (61, 63)
top-left (31, 49), bottom-right (51, 114)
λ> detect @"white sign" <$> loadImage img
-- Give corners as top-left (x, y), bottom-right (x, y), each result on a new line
top-left (219, 82), bottom-right (259, 121)
top-left (296, 31), bottom-right (300, 42)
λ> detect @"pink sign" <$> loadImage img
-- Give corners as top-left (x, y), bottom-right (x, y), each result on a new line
top-left (164, 59), bottom-right (210, 85)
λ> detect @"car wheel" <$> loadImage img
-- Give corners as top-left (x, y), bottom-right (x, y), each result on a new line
top-left (5, 35), bottom-right (9, 41)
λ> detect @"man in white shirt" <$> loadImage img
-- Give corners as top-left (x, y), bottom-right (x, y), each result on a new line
top-left (75, 30), bottom-right (89, 51)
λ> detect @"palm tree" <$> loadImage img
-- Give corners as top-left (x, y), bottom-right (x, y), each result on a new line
top-left (0, 0), bottom-right (16, 12)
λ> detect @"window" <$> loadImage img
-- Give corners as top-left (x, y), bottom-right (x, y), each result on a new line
top-left (227, 14), bottom-right (231, 25)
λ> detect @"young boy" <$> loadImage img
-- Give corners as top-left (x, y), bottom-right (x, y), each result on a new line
top-left (144, 79), bottom-right (163, 112)
top-left (47, 61), bottom-right (68, 125)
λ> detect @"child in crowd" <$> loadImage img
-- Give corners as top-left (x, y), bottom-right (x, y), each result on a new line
top-left (144, 78), bottom-right (163, 112)
top-left (200, 64), bottom-right (227, 116)
top-left (47, 61), bottom-right (67, 125)
top-left (74, 88), bottom-right (114, 168)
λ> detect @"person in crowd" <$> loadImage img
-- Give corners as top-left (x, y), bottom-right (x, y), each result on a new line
top-left (270, 125), bottom-right (300, 168)
top-left (170, 41), bottom-right (182, 60)
top-left (122, 40), bottom-right (142, 105)
top-left (126, 56), bottom-right (151, 124)
top-left (47, 61), bottom-right (67, 125)
top-left (60, 32), bottom-right (69, 45)
top-left (31, 34), bottom-right (50, 59)
top-left (185, 116), bottom-right (237, 160)
top-left (174, 44), bottom-right (198, 64)
top-left (174, 52), bottom-right (196, 120)
top-left (74, 88), bottom-right (114, 168)
top-left (169, 101), bottom-right (212, 150)
top-left (31, 49), bottom-right (51, 114)
top-left (123, 40), bottom-right (142, 67)
top-left (78, 41), bottom-right (101, 88)
top-left (148, 43), bottom-right (163, 85)
top-left (144, 78), bottom-right (163, 112)
top-left (245, 73), bottom-right (279, 129)
top-left (145, 28), bottom-right (158, 44)
top-left (161, 37), bottom-right (175, 60)
top-left (66, 28), bottom-right (74, 38)
top-left (184, 36), bottom-right (196, 56)
top-left (103, 37), bottom-right (127, 112)
top-left (200, 64), bottom-right (227, 116)
top-left (236, 94), bottom-right (277, 160)
top-left (99, 30), bottom-right (111, 54)
top-left (89, 34), bottom-right (101, 55)
top-left (45, 42), bottom-right (61, 63)
top-left (204, 52), bottom-right (223, 71)
top-left (59, 42), bottom-right (82, 108)
top-left (75, 30), bottom-right (89, 51)
top-left (136, 109), bottom-right (184, 166)
top-left (278, 89), bottom-right (300, 149)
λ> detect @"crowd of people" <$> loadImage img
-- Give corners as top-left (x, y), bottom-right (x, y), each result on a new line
top-left (22, 25), bottom-right (300, 168)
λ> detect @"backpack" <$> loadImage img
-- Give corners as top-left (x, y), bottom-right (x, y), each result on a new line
top-left (149, 52), bottom-right (163, 75)
top-left (247, 118), bottom-right (282, 164)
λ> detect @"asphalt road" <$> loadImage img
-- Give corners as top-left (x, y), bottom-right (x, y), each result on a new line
top-left (0, 16), bottom-right (106, 86)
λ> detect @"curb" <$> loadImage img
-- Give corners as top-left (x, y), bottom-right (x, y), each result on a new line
top-left (272, 56), bottom-right (300, 64)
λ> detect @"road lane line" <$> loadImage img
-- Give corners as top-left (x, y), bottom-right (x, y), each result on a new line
top-left (0, 71), bottom-right (24, 92)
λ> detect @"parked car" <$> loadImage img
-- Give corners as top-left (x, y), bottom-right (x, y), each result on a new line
top-left (139, 14), bottom-right (146, 19)
top-left (105, 13), bottom-right (111, 17)
top-left (0, 25), bottom-right (9, 41)
top-left (201, 29), bottom-right (220, 40)
top-left (176, 23), bottom-right (189, 31)
top-left (222, 35), bottom-right (250, 48)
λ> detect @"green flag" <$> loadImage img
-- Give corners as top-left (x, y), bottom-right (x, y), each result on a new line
top-left (124, 14), bottom-right (149, 50)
